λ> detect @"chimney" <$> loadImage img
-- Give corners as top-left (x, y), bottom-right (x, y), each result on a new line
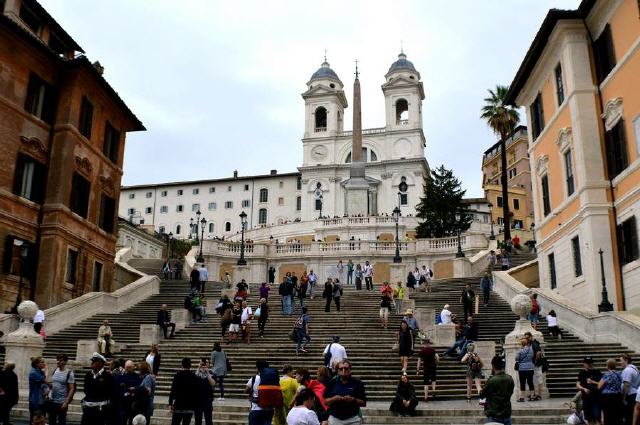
top-left (92, 61), bottom-right (104, 75)
top-left (233, 170), bottom-right (238, 178)
top-left (270, 169), bottom-right (277, 175)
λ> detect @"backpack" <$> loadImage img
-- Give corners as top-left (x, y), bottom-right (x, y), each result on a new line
top-left (251, 368), bottom-right (283, 409)
top-left (323, 343), bottom-right (333, 366)
top-left (469, 354), bottom-right (483, 372)
top-left (294, 315), bottom-right (305, 329)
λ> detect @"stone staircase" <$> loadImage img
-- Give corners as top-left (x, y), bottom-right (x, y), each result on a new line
top-left (11, 251), bottom-right (632, 424)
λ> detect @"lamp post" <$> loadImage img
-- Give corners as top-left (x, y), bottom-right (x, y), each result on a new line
top-left (487, 202), bottom-right (495, 240)
top-left (455, 212), bottom-right (465, 258)
top-left (237, 211), bottom-right (247, 265)
top-left (190, 210), bottom-right (202, 243)
top-left (197, 217), bottom-right (206, 263)
top-left (12, 240), bottom-right (29, 313)
top-left (597, 248), bottom-right (614, 312)
top-left (392, 206), bottom-right (402, 263)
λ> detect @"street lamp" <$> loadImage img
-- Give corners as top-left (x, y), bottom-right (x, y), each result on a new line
top-left (197, 217), bottom-right (206, 264)
top-left (392, 206), bottom-right (402, 263)
top-left (487, 202), bottom-right (496, 240)
top-left (12, 240), bottom-right (29, 313)
top-left (455, 212), bottom-right (465, 258)
top-left (597, 249), bottom-right (614, 312)
top-left (237, 211), bottom-right (247, 265)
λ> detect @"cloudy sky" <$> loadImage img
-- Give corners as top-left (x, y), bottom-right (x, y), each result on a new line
top-left (41, 0), bottom-right (580, 197)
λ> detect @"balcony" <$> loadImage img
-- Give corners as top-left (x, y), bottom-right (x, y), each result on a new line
top-left (396, 119), bottom-right (409, 126)
top-left (314, 127), bottom-right (327, 133)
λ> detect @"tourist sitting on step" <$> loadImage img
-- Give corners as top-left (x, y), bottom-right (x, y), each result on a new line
top-left (389, 374), bottom-right (418, 417)
top-left (443, 316), bottom-right (478, 360)
top-left (184, 293), bottom-right (202, 324)
top-left (156, 304), bottom-right (176, 339)
top-left (439, 304), bottom-right (453, 325)
top-left (97, 320), bottom-right (115, 357)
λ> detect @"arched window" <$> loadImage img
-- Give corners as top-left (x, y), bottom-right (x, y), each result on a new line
top-left (259, 188), bottom-right (268, 203)
top-left (396, 99), bottom-right (408, 124)
top-left (345, 148), bottom-right (378, 163)
top-left (258, 208), bottom-right (268, 225)
top-left (175, 224), bottom-right (181, 235)
top-left (225, 222), bottom-right (231, 232)
top-left (314, 107), bottom-right (327, 132)
top-left (208, 222), bottom-right (214, 233)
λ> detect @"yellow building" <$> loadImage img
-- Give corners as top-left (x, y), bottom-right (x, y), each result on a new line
top-left (506, 0), bottom-right (640, 311)
top-left (482, 126), bottom-right (535, 234)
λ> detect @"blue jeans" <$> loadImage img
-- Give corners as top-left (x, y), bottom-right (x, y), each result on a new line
top-left (296, 296), bottom-right (305, 310)
top-left (347, 271), bottom-right (353, 285)
top-left (296, 329), bottom-right (311, 352)
top-left (487, 417), bottom-right (511, 425)
top-left (248, 409), bottom-right (274, 425)
top-left (308, 282), bottom-right (315, 297)
top-left (282, 295), bottom-right (293, 315)
top-left (444, 338), bottom-right (465, 356)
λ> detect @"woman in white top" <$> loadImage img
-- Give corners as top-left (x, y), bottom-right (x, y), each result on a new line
top-left (143, 343), bottom-right (161, 376)
top-left (241, 300), bottom-right (253, 344)
top-left (546, 310), bottom-right (561, 340)
top-left (286, 388), bottom-right (320, 425)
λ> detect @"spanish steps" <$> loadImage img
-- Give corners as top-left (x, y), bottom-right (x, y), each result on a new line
top-left (10, 254), bottom-right (636, 424)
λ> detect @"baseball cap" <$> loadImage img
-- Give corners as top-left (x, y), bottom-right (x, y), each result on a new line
top-left (90, 352), bottom-right (106, 363)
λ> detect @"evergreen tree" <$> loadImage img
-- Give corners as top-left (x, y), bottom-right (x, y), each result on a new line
top-left (415, 165), bottom-right (472, 238)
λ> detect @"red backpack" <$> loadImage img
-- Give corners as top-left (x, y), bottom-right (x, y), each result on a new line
top-left (250, 368), bottom-right (283, 409)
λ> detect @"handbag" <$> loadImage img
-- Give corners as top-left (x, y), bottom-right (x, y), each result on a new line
top-left (254, 306), bottom-right (262, 318)
top-left (391, 342), bottom-right (399, 353)
top-left (514, 361), bottom-right (520, 371)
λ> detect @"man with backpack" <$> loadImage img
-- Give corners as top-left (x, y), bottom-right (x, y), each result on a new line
top-left (246, 360), bottom-right (280, 425)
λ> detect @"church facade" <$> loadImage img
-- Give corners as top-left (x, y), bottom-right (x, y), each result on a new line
top-left (119, 53), bottom-right (429, 239)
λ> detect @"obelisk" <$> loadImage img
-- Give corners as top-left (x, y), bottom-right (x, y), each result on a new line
top-left (343, 61), bottom-right (370, 215)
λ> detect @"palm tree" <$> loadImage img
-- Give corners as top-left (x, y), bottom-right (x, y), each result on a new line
top-left (481, 85), bottom-right (520, 242)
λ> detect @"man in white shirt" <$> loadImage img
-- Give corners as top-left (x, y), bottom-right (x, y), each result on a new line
top-left (440, 304), bottom-right (452, 325)
top-left (33, 309), bottom-right (45, 334)
top-left (307, 270), bottom-right (317, 299)
top-left (198, 264), bottom-right (209, 294)
top-left (287, 388), bottom-right (320, 425)
top-left (363, 261), bottom-right (374, 291)
top-left (323, 336), bottom-right (347, 368)
top-left (620, 353), bottom-right (640, 424)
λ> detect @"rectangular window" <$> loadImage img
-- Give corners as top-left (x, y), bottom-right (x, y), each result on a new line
top-left (278, 197), bottom-right (284, 206)
top-left (160, 206), bottom-right (168, 213)
top-left (565, 149), bottom-right (575, 196)
top-left (555, 63), bottom-right (565, 105)
top-left (209, 187), bottom-right (215, 193)
top-left (145, 207), bottom-right (152, 214)
top-left (530, 93), bottom-right (545, 139)
top-left (65, 249), bottom-right (78, 284)
top-left (605, 120), bottom-right (629, 179)
top-left (161, 190), bottom-right (167, 197)
top-left (103, 122), bottom-right (120, 163)
top-left (400, 193), bottom-right (408, 205)
top-left (572, 235), bottom-right (583, 277)
top-left (192, 203), bottom-right (200, 212)
top-left (98, 194), bottom-right (116, 233)
top-left (177, 189), bottom-right (183, 196)
top-left (618, 216), bottom-right (639, 265)
top-left (192, 188), bottom-right (199, 195)
top-left (594, 24), bottom-right (616, 84)
top-left (258, 208), bottom-right (267, 225)
top-left (176, 205), bottom-right (184, 212)
top-left (13, 153), bottom-right (47, 203)
top-left (549, 253), bottom-right (557, 289)
top-left (508, 168), bottom-right (517, 179)
top-left (513, 199), bottom-right (520, 210)
top-left (208, 202), bottom-right (216, 210)
top-left (145, 191), bottom-right (152, 198)
top-left (279, 181), bottom-right (284, 188)
top-left (541, 175), bottom-right (551, 216)
top-left (227, 186), bottom-right (232, 192)
top-left (296, 178), bottom-right (302, 190)
top-left (315, 199), bottom-right (322, 211)
top-left (244, 184), bottom-right (249, 191)
top-left (24, 73), bottom-right (55, 124)
top-left (296, 196), bottom-right (301, 211)
top-left (225, 201), bottom-right (233, 209)
top-left (496, 196), bottom-right (503, 208)
top-left (242, 200), bottom-right (250, 208)
top-left (128, 193), bottom-right (135, 199)
top-left (92, 261), bottom-right (103, 291)
top-left (70, 172), bottom-right (90, 219)
top-left (127, 208), bottom-right (135, 216)
top-left (78, 96), bottom-right (94, 139)
top-left (259, 189), bottom-right (268, 203)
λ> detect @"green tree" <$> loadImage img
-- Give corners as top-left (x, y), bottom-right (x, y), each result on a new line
top-left (415, 165), bottom-right (472, 238)
top-left (480, 85), bottom-right (520, 241)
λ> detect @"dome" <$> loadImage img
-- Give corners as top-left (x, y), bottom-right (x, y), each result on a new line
top-left (310, 60), bottom-right (342, 83)
top-left (388, 52), bottom-right (417, 74)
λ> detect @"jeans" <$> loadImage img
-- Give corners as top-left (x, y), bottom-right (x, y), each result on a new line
top-left (171, 411), bottom-right (193, 425)
top-left (487, 417), bottom-right (511, 425)
top-left (296, 296), bottom-right (305, 310)
top-left (48, 402), bottom-right (68, 425)
top-left (194, 401), bottom-right (213, 425)
top-left (258, 316), bottom-right (267, 336)
top-left (296, 329), bottom-right (311, 353)
top-left (248, 409), bottom-right (274, 425)
top-left (463, 304), bottom-right (473, 322)
top-left (214, 376), bottom-right (225, 398)
top-left (308, 282), bottom-right (315, 297)
top-left (444, 338), bottom-right (466, 357)
top-left (365, 277), bottom-right (373, 290)
top-left (282, 295), bottom-right (293, 315)
top-left (483, 290), bottom-right (491, 305)
top-left (395, 299), bottom-right (403, 315)
top-left (347, 271), bottom-right (353, 285)
top-left (161, 322), bottom-right (176, 338)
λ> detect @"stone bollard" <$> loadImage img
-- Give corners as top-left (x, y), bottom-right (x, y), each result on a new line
top-left (171, 308), bottom-right (190, 331)
top-left (76, 340), bottom-right (99, 363)
top-left (389, 264), bottom-right (405, 286)
top-left (4, 301), bottom-right (45, 394)
top-left (433, 324), bottom-right (456, 346)
top-left (414, 308), bottom-right (435, 331)
top-left (139, 324), bottom-right (160, 345)
top-left (504, 294), bottom-right (549, 402)
top-left (473, 341), bottom-right (496, 377)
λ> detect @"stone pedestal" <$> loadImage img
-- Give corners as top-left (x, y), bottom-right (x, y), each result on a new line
top-left (389, 264), bottom-right (406, 285)
top-left (423, 323), bottom-right (455, 346)
top-left (233, 265), bottom-right (251, 288)
top-left (343, 177), bottom-right (370, 216)
top-left (5, 321), bottom-right (45, 393)
top-left (414, 308), bottom-right (434, 331)
top-left (504, 295), bottom-right (549, 402)
top-left (172, 308), bottom-right (190, 331)
top-left (76, 340), bottom-right (99, 363)
top-left (474, 341), bottom-right (496, 376)
top-left (453, 257), bottom-right (471, 278)
top-left (139, 324), bottom-right (160, 345)
top-left (403, 298), bottom-right (416, 311)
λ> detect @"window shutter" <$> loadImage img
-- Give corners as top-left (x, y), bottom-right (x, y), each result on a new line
top-left (2, 235), bottom-right (15, 274)
top-left (13, 155), bottom-right (25, 196)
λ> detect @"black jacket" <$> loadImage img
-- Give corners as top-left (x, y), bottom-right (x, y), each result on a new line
top-left (157, 309), bottom-right (172, 325)
top-left (0, 369), bottom-right (19, 407)
top-left (84, 369), bottom-right (117, 402)
top-left (143, 352), bottom-right (162, 375)
top-left (168, 369), bottom-right (199, 411)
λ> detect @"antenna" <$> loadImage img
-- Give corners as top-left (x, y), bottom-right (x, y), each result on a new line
top-left (400, 40), bottom-right (404, 54)
top-left (324, 48), bottom-right (327, 62)
top-left (354, 59), bottom-right (359, 78)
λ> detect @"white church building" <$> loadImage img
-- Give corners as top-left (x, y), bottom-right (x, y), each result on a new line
top-left (119, 53), bottom-right (429, 240)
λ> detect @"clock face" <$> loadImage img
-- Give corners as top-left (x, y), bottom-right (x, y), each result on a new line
top-left (311, 145), bottom-right (328, 160)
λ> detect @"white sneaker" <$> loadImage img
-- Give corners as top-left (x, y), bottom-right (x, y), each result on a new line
top-left (217, 397), bottom-right (225, 401)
